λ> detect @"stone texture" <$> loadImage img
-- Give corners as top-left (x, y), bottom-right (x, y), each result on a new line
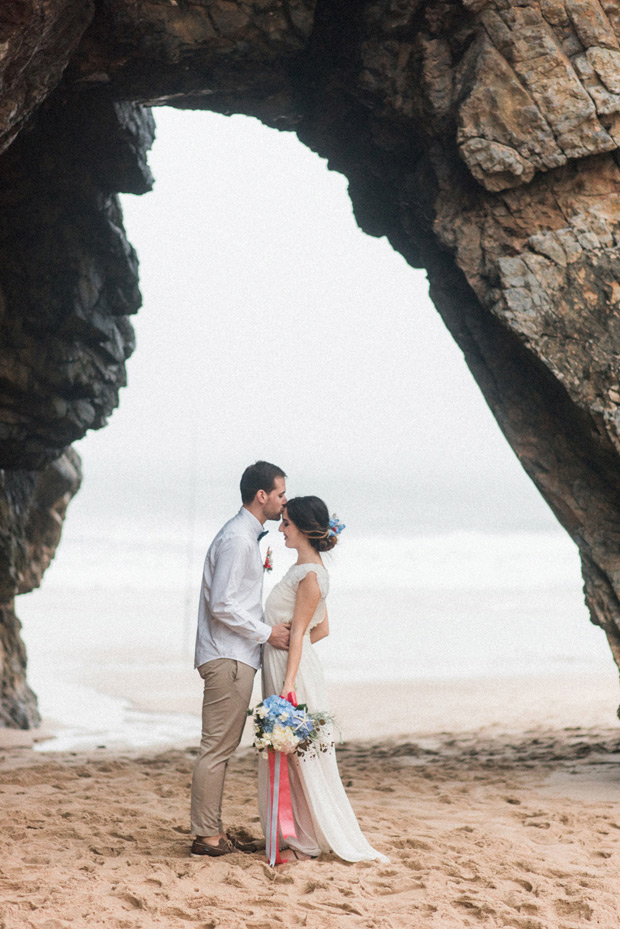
top-left (4, 0), bottom-right (620, 723)
top-left (0, 1), bottom-right (95, 155)
top-left (0, 450), bottom-right (81, 727)
top-left (0, 90), bottom-right (154, 468)
top-left (0, 602), bottom-right (39, 728)
top-left (454, 1), bottom-right (620, 190)
top-left (67, 0), bottom-right (316, 124)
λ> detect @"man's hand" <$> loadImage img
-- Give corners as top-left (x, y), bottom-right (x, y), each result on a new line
top-left (267, 623), bottom-right (290, 650)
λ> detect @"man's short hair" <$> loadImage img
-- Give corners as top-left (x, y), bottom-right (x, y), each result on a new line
top-left (240, 460), bottom-right (287, 504)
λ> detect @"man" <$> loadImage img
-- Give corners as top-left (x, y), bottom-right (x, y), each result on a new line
top-left (190, 460), bottom-right (290, 857)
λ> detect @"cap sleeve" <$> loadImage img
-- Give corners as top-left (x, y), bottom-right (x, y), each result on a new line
top-left (288, 563), bottom-right (329, 598)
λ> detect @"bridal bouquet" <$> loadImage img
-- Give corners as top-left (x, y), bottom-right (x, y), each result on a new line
top-left (250, 695), bottom-right (333, 758)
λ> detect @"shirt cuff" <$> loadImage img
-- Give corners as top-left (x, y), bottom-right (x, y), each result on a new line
top-left (256, 621), bottom-right (272, 644)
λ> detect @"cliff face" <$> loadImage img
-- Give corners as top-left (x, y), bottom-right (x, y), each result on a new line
top-left (3, 0), bottom-right (620, 724)
top-left (0, 450), bottom-right (81, 726)
top-left (0, 87), bottom-right (153, 469)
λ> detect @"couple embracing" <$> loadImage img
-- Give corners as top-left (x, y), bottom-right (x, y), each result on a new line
top-left (189, 460), bottom-right (387, 863)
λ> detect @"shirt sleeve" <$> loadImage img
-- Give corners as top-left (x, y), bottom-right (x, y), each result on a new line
top-left (208, 536), bottom-right (272, 644)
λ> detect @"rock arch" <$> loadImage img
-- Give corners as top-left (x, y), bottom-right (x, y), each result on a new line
top-left (3, 0), bottom-right (620, 724)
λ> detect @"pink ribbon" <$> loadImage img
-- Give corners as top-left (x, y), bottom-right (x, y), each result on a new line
top-left (266, 693), bottom-right (299, 865)
top-left (267, 751), bottom-right (297, 865)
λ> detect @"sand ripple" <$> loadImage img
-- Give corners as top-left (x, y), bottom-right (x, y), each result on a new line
top-left (2, 728), bottom-right (620, 927)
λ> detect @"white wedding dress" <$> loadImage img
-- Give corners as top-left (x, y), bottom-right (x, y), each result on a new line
top-left (258, 562), bottom-right (388, 862)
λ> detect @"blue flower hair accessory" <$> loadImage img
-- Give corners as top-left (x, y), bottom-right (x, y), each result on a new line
top-left (328, 514), bottom-right (346, 538)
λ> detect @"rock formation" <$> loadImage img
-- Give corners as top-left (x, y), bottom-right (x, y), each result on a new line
top-left (0, 450), bottom-right (81, 726)
top-left (3, 0), bottom-right (620, 724)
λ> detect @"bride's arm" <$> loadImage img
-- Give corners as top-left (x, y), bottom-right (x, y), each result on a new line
top-left (310, 610), bottom-right (329, 644)
top-left (279, 573), bottom-right (321, 697)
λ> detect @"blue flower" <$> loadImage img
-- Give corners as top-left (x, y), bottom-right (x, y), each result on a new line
top-left (250, 696), bottom-right (334, 757)
top-left (260, 695), bottom-right (297, 732)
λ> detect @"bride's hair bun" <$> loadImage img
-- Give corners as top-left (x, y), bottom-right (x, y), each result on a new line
top-left (317, 533), bottom-right (338, 554)
top-left (285, 496), bottom-right (338, 552)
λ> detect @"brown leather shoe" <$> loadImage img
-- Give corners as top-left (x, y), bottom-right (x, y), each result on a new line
top-left (190, 836), bottom-right (236, 857)
top-left (226, 832), bottom-right (262, 854)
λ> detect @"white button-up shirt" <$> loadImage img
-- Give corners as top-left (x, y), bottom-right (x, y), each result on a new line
top-left (194, 507), bottom-right (272, 671)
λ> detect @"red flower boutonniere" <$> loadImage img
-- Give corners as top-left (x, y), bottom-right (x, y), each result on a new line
top-left (263, 547), bottom-right (273, 572)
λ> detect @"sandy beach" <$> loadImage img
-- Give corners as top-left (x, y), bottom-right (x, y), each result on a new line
top-left (3, 672), bottom-right (620, 927)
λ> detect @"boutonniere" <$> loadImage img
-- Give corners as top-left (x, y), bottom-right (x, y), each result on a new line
top-left (263, 547), bottom-right (273, 572)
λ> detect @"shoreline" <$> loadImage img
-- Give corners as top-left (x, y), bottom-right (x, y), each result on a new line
top-left (3, 668), bottom-right (619, 754)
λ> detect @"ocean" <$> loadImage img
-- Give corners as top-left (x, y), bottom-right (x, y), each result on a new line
top-left (16, 519), bottom-right (612, 751)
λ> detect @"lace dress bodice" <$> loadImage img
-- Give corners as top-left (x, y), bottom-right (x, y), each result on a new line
top-left (264, 563), bottom-right (329, 634)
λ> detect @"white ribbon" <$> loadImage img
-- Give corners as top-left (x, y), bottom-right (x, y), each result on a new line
top-left (267, 751), bottom-right (281, 866)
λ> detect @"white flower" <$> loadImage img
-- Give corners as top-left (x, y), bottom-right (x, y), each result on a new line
top-left (269, 725), bottom-right (300, 754)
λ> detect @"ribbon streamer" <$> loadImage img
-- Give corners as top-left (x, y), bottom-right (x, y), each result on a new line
top-left (266, 750), bottom-right (297, 866)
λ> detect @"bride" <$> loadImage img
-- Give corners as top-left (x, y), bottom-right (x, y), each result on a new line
top-left (258, 495), bottom-right (388, 863)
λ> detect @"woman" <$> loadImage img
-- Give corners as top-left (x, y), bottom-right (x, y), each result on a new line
top-left (258, 496), bottom-right (388, 863)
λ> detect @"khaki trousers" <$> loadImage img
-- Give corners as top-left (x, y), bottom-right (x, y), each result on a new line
top-left (190, 658), bottom-right (256, 836)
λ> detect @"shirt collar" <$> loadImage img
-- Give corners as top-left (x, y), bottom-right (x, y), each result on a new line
top-left (239, 506), bottom-right (267, 540)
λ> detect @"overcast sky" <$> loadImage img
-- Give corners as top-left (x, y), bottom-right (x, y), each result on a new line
top-left (69, 107), bottom-right (559, 537)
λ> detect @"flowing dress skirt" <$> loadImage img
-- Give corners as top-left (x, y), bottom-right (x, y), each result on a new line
top-left (258, 638), bottom-right (388, 862)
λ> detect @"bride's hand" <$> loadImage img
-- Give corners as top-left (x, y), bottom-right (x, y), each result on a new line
top-left (280, 690), bottom-right (298, 706)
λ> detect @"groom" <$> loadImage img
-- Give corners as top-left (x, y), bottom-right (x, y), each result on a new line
top-left (190, 460), bottom-right (290, 857)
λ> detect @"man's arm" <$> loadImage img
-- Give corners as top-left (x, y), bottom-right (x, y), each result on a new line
top-left (208, 536), bottom-right (272, 642)
top-left (208, 536), bottom-right (288, 650)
